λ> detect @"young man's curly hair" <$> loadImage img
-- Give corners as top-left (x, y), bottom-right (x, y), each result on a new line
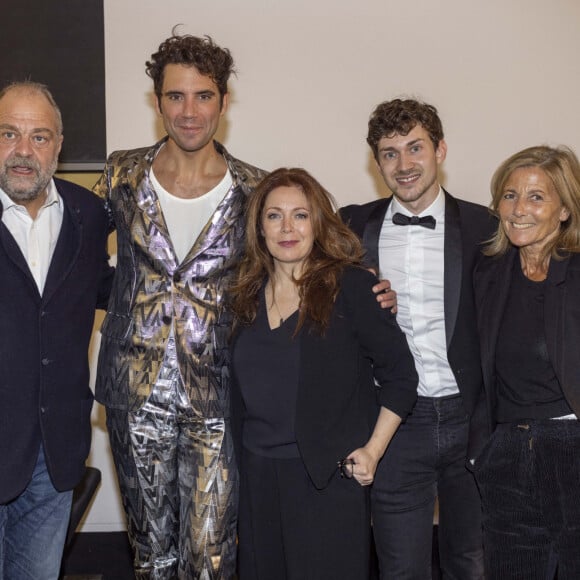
top-left (367, 98), bottom-right (444, 160)
top-left (146, 33), bottom-right (235, 105)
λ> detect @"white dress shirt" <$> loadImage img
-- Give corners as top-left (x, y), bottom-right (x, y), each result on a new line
top-left (0, 180), bottom-right (63, 294)
top-left (378, 188), bottom-right (459, 398)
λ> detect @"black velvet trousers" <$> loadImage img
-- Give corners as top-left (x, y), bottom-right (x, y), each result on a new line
top-left (474, 419), bottom-right (580, 580)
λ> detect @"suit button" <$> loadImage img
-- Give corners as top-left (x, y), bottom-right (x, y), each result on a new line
top-left (41, 358), bottom-right (50, 366)
top-left (162, 315), bottom-right (172, 325)
top-left (40, 407), bottom-right (47, 414)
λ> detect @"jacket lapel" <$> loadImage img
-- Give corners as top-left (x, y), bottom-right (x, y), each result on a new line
top-left (477, 250), bottom-right (516, 393)
top-left (179, 143), bottom-right (249, 269)
top-left (362, 198), bottom-right (391, 272)
top-left (443, 191), bottom-right (462, 348)
top-left (0, 190), bottom-right (80, 302)
top-left (180, 178), bottom-right (245, 268)
top-left (42, 189), bottom-right (81, 303)
top-left (544, 258), bottom-right (580, 412)
top-left (128, 139), bottom-right (179, 272)
top-left (544, 255), bottom-right (568, 397)
top-left (0, 219), bottom-right (39, 295)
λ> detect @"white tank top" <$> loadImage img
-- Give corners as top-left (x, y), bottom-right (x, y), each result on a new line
top-left (150, 168), bottom-right (233, 263)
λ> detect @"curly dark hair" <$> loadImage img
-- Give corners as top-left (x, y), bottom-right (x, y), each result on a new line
top-left (230, 168), bottom-right (365, 335)
top-left (146, 32), bottom-right (235, 105)
top-left (367, 98), bottom-right (444, 160)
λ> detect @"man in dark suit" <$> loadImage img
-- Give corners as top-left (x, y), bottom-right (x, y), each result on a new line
top-left (341, 99), bottom-right (494, 579)
top-left (0, 81), bottom-right (113, 579)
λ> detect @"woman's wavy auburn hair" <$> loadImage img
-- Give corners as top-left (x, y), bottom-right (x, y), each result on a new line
top-left (230, 168), bottom-right (365, 334)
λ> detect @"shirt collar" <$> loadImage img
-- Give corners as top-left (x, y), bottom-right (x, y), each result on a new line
top-left (0, 178), bottom-right (61, 213)
top-left (389, 186), bottom-right (445, 220)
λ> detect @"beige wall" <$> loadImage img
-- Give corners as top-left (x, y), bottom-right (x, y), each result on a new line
top-left (80, 0), bottom-right (580, 532)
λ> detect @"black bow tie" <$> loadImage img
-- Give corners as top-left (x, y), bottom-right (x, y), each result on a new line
top-left (392, 212), bottom-right (436, 230)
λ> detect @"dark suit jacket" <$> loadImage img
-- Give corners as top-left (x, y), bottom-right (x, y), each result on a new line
top-left (340, 191), bottom-right (496, 456)
top-left (0, 178), bottom-right (113, 503)
top-left (474, 249), bottom-right (580, 447)
top-left (231, 267), bottom-right (418, 490)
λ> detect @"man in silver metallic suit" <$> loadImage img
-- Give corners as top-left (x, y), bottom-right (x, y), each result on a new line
top-left (93, 34), bottom-right (266, 579)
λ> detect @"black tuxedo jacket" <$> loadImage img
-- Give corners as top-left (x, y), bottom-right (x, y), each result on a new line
top-left (231, 267), bottom-right (418, 489)
top-left (474, 249), bottom-right (580, 447)
top-left (0, 178), bottom-right (113, 503)
top-left (340, 191), bottom-right (496, 456)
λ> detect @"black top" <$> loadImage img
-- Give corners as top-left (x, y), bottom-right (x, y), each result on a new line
top-left (231, 267), bottom-right (419, 489)
top-left (232, 290), bottom-right (301, 458)
top-left (495, 261), bottom-right (572, 421)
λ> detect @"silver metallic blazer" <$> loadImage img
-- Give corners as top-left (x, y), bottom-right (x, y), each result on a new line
top-left (93, 139), bottom-right (267, 416)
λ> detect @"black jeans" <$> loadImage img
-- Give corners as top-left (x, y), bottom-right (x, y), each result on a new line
top-left (474, 419), bottom-right (580, 580)
top-left (372, 395), bottom-right (484, 580)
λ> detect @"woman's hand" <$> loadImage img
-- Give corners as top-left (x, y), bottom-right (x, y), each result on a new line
top-left (345, 446), bottom-right (381, 486)
top-left (346, 407), bottom-right (403, 486)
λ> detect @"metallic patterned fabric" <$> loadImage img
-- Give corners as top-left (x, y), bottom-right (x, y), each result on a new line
top-left (94, 139), bottom-right (266, 414)
top-left (94, 140), bottom-right (266, 578)
top-left (107, 335), bottom-right (237, 579)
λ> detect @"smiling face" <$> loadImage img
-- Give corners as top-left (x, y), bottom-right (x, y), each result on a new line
top-left (261, 185), bottom-right (315, 276)
top-left (375, 124), bottom-right (446, 214)
top-left (498, 166), bottom-right (570, 256)
top-left (156, 63), bottom-right (227, 154)
top-left (0, 88), bottom-right (62, 204)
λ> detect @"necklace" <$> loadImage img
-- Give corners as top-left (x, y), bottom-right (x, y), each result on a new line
top-left (267, 281), bottom-right (298, 327)
top-left (272, 296), bottom-right (284, 326)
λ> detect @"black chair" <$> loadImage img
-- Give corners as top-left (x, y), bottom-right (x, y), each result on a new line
top-left (64, 466), bottom-right (102, 549)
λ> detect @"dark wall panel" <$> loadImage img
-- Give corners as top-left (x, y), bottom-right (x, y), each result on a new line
top-left (0, 0), bottom-right (106, 170)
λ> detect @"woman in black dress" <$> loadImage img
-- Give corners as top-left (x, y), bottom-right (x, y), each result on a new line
top-left (229, 167), bottom-right (418, 579)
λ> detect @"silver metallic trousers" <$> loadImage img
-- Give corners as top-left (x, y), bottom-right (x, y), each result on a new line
top-left (106, 336), bottom-right (238, 579)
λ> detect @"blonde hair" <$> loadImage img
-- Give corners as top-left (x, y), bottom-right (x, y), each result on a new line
top-left (485, 145), bottom-right (580, 257)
